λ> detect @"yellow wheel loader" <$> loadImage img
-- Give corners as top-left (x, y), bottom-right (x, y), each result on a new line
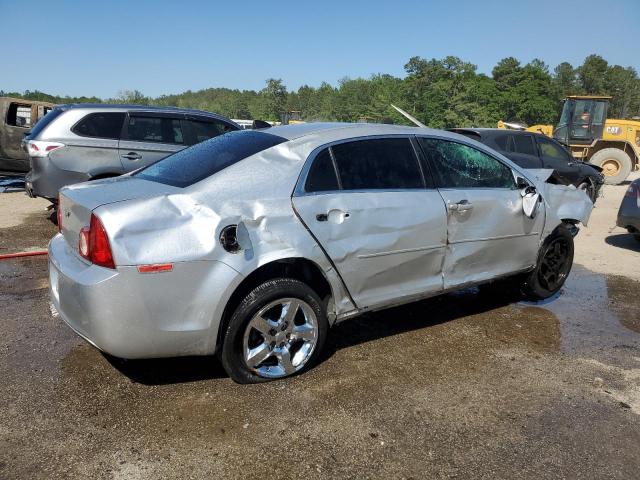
top-left (499, 95), bottom-right (640, 184)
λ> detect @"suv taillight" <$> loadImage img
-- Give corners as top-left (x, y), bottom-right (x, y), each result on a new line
top-left (27, 140), bottom-right (64, 158)
top-left (79, 213), bottom-right (115, 269)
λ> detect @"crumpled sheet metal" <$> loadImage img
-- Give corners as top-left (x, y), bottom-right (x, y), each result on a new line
top-left (97, 145), bottom-right (356, 320)
top-left (541, 182), bottom-right (593, 228)
top-left (95, 134), bottom-right (593, 329)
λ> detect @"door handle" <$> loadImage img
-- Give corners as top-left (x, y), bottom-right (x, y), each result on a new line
top-left (121, 152), bottom-right (142, 160)
top-left (316, 210), bottom-right (350, 222)
top-left (448, 200), bottom-right (473, 212)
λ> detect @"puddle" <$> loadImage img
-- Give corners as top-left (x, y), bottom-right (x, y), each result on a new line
top-left (516, 265), bottom-right (640, 356)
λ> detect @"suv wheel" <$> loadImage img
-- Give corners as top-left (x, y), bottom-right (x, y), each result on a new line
top-left (521, 226), bottom-right (574, 301)
top-left (221, 278), bottom-right (328, 383)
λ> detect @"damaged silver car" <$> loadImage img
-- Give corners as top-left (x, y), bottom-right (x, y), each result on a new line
top-left (49, 123), bottom-right (593, 383)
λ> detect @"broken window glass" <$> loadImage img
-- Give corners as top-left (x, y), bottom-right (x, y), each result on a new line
top-left (418, 138), bottom-right (515, 189)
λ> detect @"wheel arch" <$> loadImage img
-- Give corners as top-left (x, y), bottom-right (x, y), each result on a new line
top-left (217, 257), bottom-right (335, 350)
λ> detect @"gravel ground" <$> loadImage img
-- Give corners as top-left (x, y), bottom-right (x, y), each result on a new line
top-left (0, 177), bottom-right (639, 479)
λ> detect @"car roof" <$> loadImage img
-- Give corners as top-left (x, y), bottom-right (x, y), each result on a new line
top-left (266, 122), bottom-right (451, 142)
top-left (54, 103), bottom-right (232, 120)
top-left (449, 127), bottom-right (546, 138)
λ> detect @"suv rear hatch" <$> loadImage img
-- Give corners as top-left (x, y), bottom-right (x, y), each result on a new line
top-left (58, 176), bottom-right (178, 255)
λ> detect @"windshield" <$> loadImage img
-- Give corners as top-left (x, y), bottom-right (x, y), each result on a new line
top-left (553, 99), bottom-right (573, 144)
top-left (134, 130), bottom-right (288, 188)
top-left (557, 100), bottom-right (572, 127)
top-left (26, 107), bottom-right (65, 138)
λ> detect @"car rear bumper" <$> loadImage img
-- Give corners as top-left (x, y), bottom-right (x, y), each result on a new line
top-left (617, 214), bottom-right (640, 232)
top-left (48, 234), bottom-right (243, 359)
top-left (28, 157), bottom-right (90, 201)
top-left (616, 194), bottom-right (640, 232)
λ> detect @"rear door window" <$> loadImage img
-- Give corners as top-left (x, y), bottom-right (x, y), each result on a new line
top-left (134, 130), bottom-right (287, 187)
top-left (189, 119), bottom-right (235, 143)
top-left (72, 112), bottom-right (126, 139)
top-left (512, 135), bottom-right (536, 155)
top-left (331, 138), bottom-right (423, 190)
top-left (418, 138), bottom-right (515, 189)
top-left (127, 115), bottom-right (184, 144)
top-left (305, 149), bottom-right (340, 193)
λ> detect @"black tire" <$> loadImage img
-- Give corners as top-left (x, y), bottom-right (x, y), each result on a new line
top-left (589, 148), bottom-right (632, 185)
top-left (521, 225), bottom-right (574, 301)
top-left (221, 278), bottom-right (328, 384)
top-left (634, 234), bottom-right (640, 244)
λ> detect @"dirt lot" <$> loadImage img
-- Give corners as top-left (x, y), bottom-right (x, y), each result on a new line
top-left (1, 177), bottom-right (639, 479)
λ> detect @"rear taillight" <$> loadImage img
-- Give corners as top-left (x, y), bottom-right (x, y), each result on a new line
top-left (78, 213), bottom-right (115, 269)
top-left (27, 140), bottom-right (64, 158)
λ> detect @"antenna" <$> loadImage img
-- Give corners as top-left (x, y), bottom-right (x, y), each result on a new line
top-left (391, 104), bottom-right (427, 128)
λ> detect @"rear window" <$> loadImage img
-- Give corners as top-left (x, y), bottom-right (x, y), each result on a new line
top-left (26, 107), bottom-right (65, 138)
top-left (72, 112), bottom-right (125, 139)
top-left (134, 130), bottom-right (288, 188)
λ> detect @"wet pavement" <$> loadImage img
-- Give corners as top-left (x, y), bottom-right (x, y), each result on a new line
top-left (1, 212), bottom-right (640, 479)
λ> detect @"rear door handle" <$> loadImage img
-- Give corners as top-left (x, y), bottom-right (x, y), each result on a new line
top-left (316, 210), bottom-right (350, 222)
top-left (121, 152), bottom-right (142, 160)
top-left (448, 200), bottom-right (473, 212)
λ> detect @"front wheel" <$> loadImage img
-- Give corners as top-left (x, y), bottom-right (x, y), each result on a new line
top-left (221, 278), bottom-right (328, 383)
top-left (521, 226), bottom-right (574, 301)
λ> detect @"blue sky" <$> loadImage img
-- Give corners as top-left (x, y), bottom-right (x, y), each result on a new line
top-left (2, 0), bottom-right (639, 98)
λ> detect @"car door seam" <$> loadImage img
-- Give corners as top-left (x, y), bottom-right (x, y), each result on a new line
top-left (290, 199), bottom-right (358, 308)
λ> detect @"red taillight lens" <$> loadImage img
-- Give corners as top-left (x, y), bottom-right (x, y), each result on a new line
top-left (78, 213), bottom-right (115, 269)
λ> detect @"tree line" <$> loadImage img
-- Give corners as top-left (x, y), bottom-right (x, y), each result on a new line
top-left (3, 54), bottom-right (639, 128)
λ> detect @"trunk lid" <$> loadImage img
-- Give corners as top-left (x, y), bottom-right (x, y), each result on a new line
top-left (58, 176), bottom-right (178, 254)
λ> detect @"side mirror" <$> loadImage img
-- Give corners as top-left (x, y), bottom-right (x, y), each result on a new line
top-left (516, 176), bottom-right (529, 190)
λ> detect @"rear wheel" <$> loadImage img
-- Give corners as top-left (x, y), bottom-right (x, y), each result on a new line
top-left (590, 148), bottom-right (632, 185)
top-left (221, 278), bottom-right (328, 383)
top-left (521, 226), bottom-right (574, 301)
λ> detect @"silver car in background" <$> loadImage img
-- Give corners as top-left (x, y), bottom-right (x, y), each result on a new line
top-left (23, 104), bottom-right (239, 201)
top-left (49, 123), bottom-right (593, 383)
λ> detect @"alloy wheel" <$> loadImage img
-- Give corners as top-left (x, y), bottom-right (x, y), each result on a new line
top-left (538, 237), bottom-right (571, 291)
top-left (242, 298), bottom-right (319, 379)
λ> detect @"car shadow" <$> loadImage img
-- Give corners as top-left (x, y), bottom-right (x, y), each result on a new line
top-left (107, 284), bottom-right (521, 386)
top-left (322, 285), bottom-right (519, 357)
top-left (104, 353), bottom-right (228, 385)
top-left (605, 233), bottom-right (640, 252)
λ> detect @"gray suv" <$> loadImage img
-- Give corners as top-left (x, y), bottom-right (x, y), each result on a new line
top-left (23, 104), bottom-right (239, 201)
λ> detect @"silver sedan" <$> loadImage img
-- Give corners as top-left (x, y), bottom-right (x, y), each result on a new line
top-left (49, 123), bottom-right (593, 383)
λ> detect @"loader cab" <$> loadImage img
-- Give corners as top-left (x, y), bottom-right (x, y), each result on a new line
top-left (553, 96), bottom-right (609, 146)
